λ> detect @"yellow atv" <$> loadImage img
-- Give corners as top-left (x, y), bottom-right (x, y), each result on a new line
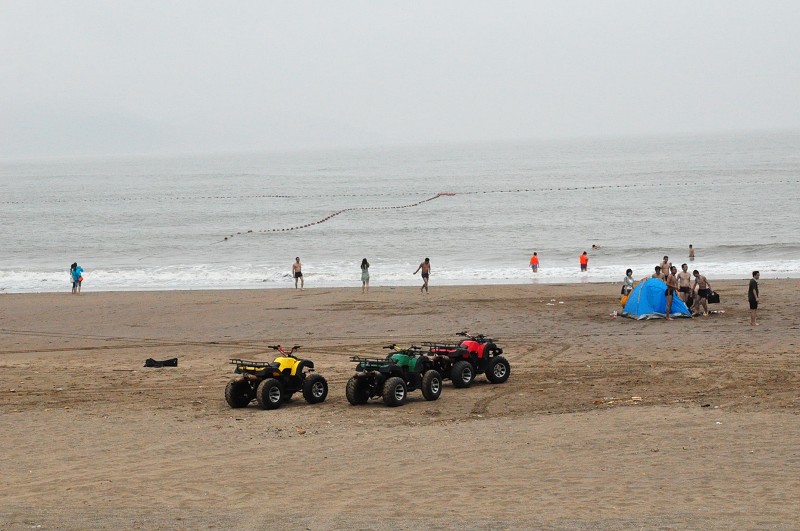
top-left (225, 345), bottom-right (328, 410)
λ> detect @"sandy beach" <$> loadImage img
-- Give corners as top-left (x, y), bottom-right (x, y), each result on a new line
top-left (1, 279), bottom-right (798, 530)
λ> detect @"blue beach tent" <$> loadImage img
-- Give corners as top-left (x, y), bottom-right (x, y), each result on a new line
top-left (622, 278), bottom-right (691, 320)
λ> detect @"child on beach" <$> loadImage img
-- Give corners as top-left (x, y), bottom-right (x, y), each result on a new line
top-left (579, 252), bottom-right (588, 272)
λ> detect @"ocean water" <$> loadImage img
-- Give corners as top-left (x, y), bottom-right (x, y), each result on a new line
top-left (1, 131), bottom-right (799, 293)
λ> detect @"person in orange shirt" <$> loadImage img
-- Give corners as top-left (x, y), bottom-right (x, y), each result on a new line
top-left (580, 251), bottom-right (588, 272)
top-left (529, 252), bottom-right (539, 273)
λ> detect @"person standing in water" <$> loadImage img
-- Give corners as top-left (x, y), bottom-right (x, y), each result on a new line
top-left (360, 258), bottom-right (370, 293)
top-left (70, 262), bottom-right (84, 294)
top-left (292, 257), bottom-right (304, 289)
top-left (579, 251), bottom-right (588, 272)
top-left (689, 244), bottom-right (695, 260)
top-left (529, 252), bottom-right (539, 273)
top-left (414, 258), bottom-right (431, 293)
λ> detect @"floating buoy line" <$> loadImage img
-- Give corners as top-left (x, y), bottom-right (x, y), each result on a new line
top-left (217, 192), bottom-right (455, 242)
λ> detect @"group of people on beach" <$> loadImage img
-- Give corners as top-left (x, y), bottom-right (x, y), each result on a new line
top-left (620, 249), bottom-right (761, 325)
top-left (624, 255), bottom-right (713, 319)
top-left (292, 256), bottom-right (432, 294)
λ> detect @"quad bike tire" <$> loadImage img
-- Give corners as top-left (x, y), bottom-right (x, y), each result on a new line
top-left (450, 360), bottom-right (474, 388)
top-left (421, 370), bottom-right (443, 401)
top-left (256, 378), bottom-right (284, 410)
top-left (303, 373), bottom-right (329, 404)
top-left (345, 376), bottom-right (370, 405)
top-left (225, 378), bottom-right (252, 408)
top-left (485, 356), bottom-right (511, 384)
top-left (382, 376), bottom-right (407, 407)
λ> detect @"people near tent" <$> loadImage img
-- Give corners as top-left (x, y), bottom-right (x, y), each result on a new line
top-left (664, 266), bottom-right (679, 320)
top-left (621, 274), bottom-right (691, 319)
top-left (749, 271), bottom-right (760, 326)
top-left (622, 268), bottom-right (634, 295)
top-left (579, 251), bottom-right (588, 272)
top-left (659, 256), bottom-right (671, 275)
top-left (691, 269), bottom-right (712, 316)
top-left (677, 263), bottom-right (692, 303)
top-left (689, 244), bottom-right (695, 260)
top-left (529, 252), bottom-right (539, 273)
top-left (651, 265), bottom-right (662, 280)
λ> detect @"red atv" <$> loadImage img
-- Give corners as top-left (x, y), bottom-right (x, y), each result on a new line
top-left (422, 332), bottom-right (510, 388)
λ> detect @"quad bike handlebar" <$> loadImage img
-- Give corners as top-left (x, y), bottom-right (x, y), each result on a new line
top-left (268, 344), bottom-right (301, 356)
top-left (456, 331), bottom-right (489, 341)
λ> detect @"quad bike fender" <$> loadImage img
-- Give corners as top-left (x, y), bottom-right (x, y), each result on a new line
top-left (296, 359), bottom-right (314, 374)
top-left (273, 356), bottom-right (310, 376)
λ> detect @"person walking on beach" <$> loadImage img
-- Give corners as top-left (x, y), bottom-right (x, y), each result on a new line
top-left (579, 252), bottom-right (588, 272)
top-left (691, 269), bottom-right (712, 316)
top-left (292, 257), bottom-right (304, 289)
top-left (414, 258), bottom-right (431, 293)
top-left (677, 263), bottom-right (692, 303)
top-left (69, 262), bottom-right (84, 294)
top-left (360, 258), bottom-right (370, 293)
top-left (749, 271), bottom-right (760, 326)
top-left (664, 266), bottom-right (679, 320)
top-left (530, 252), bottom-right (539, 273)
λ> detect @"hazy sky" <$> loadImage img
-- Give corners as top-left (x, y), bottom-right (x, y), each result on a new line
top-left (1, 1), bottom-right (799, 158)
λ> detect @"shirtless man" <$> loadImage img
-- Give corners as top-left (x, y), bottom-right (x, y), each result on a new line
top-left (659, 256), bottom-right (671, 275)
top-left (677, 263), bottom-right (692, 303)
top-left (292, 257), bottom-right (304, 289)
top-left (691, 269), bottom-right (712, 316)
top-left (664, 265), bottom-right (679, 320)
top-left (651, 265), bottom-right (662, 280)
top-left (414, 258), bottom-right (431, 293)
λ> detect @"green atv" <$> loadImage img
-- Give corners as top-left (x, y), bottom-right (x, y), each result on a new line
top-left (346, 344), bottom-right (443, 407)
top-left (225, 345), bottom-right (328, 410)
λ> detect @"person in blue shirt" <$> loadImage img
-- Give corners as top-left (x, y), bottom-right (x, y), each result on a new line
top-left (70, 262), bottom-right (84, 294)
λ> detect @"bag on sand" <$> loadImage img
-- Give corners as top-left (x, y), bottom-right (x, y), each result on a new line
top-left (144, 357), bottom-right (178, 368)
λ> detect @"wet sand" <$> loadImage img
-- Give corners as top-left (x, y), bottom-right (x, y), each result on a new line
top-left (1, 280), bottom-right (799, 529)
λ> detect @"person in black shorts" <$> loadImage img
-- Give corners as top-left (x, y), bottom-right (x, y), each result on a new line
top-left (414, 258), bottom-right (431, 293)
top-left (749, 270), bottom-right (760, 326)
top-left (664, 265), bottom-right (679, 320)
top-left (292, 257), bottom-right (304, 289)
top-left (691, 270), bottom-right (712, 316)
top-left (677, 263), bottom-right (692, 303)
